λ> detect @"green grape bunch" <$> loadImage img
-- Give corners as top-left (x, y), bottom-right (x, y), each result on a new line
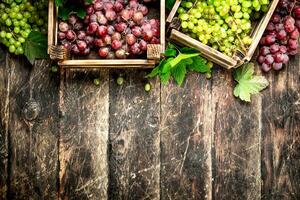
top-left (0, 0), bottom-right (48, 55)
top-left (177, 0), bottom-right (270, 57)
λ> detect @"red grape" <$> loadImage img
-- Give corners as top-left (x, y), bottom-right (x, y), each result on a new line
top-left (97, 14), bottom-right (108, 25)
top-left (270, 43), bottom-right (279, 53)
top-left (130, 43), bottom-right (141, 55)
top-left (106, 10), bottom-right (117, 21)
top-left (94, 1), bottom-right (104, 11)
top-left (274, 53), bottom-right (284, 62)
top-left (87, 22), bottom-right (98, 35)
top-left (271, 14), bottom-right (281, 23)
top-left (112, 32), bottom-right (122, 41)
top-left (257, 55), bottom-right (265, 64)
top-left (132, 26), bottom-right (142, 37)
top-left (58, 32), bottom-right (66, 40)
top-left (289, 28), bottom-right (299, 39)
top-left (68, 15), bottom-right (77, 25)
top-left (279, 45), bottom-right (287, 53)
top-left (120, 9), bottom-right (132, 21)
top-left (139, 40), bottom-right (147, 51)
top-left (276, 29), bottom-right (287, 40)
top-left (77, 40), bottom-right (87, 51)
top-left (150, 37), bottom-right (160, 44)
top-left (132, 12), bottom-right (144, 24)
top-left (261, 63), bottom-right (272, 72)
top-left (97, 25), bottom-right (108, 37)
top-left (59, 22), bottom-right (69, 32)
top-left (294, 6), bottom-right (300, 19)
top-left (272, 62), bottom-right (283, 70)
top-left (112, 40), bottom-right (122, 50)
top-left (77, 31), bottom-right (86, 40)
top-left (260, 46), bottom-right (270, 56)
top-left (107, 25), bottom-right (115, 35)
top-left (98, 47), bottom-right (109, 58)
top-left (94, 38), bottom-right (105, 47)
top-left (265, 35), bottom-right (276, 45)
top-left (90, 14), bottom-right (97, 23)
top-left (114, 1), bottom-right (124, 12)
top-left (103, 35), bottom-right (112, 45)
top-left (115, 49), bottom-right (126, 59)
top-left (66, 30), bottom-right (76, 41)
top-left (264, 54), bottom-right (274, 64)
top-left (138, 5), bottom-right (148, 15)
top-left (126, 34), bottom-right (136, 45)
top-left (74, 22), bottom-right (83, 30)
top-left (80, 47), bottom-right (90, 56)
top-left (115, 22), bottom-right (127, 32)
top-left (143, 29), bottom-right (154, 41)
top-left (85, 5), bottom-right (94, 15)
top-left (104, 2), bottom-right (114, 10)
top-left (288, 39), bottom-right (298, 49)
top-left (71, 44), bottom-right (80, 55)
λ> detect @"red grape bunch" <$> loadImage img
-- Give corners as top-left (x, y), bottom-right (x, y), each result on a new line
top-left (57, 0), bottom-right (160, 59)
top-left (258, 0), bottom-right (300, 72)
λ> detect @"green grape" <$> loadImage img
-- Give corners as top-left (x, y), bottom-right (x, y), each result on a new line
top-left (9, 45), bottom-right (16, 53)
top-left (6, 33), bottom-right (12, 39)
top-left (0, 31), bottom-right (6, 38)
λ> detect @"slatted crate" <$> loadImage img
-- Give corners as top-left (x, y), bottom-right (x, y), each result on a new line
top-left (166, 0), bottom-right (280, 69)
top-left (47, 0), bottom-right (165, 68)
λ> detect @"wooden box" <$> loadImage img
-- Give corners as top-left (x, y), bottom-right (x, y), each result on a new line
top-left (47, 0), bottom-right (165, 69)
top-left (166, 0), bottom-right (279, 69)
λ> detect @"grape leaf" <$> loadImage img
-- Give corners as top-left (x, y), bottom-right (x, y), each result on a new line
top-left (188, 56), bottom-right (211, 73)
top-left (161, 71), bottom-right (171, 84)
top-left (24, 31), bottom-right (48, 65)
top-left (55, 0), bottom-right (63, 7)
top-left (166, 0), bottom-right (176, 10)
top-left (164, 49), bottom-right (177, 57)
top-left (233, 63), bottom-right (269, 102)
top-left (171, 63), bottom-right (186, 85)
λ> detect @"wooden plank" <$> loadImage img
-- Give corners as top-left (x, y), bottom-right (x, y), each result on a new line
top-left (0, 46), bottom-right (9, 199)
top-left (211, 67), bottom-right (261, 200)
top-left (261, 53), bottom-right (300, 199)
top-left (108, 70), bottom-right (160, 199)
top-left (7, 58), bottom-right (59, 199)
top-left (59, 69), bottom-right (109, 199)
top-left (160, 73), bottom-right (212, 199)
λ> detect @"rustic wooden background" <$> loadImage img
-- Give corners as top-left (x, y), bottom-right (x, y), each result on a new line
top-left (0, 44), bottom-right (299, 200)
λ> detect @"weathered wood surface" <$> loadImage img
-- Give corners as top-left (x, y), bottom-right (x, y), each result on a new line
top-left (108, 70), bottom-right (160, 200)
top-left (0, 44), bottom-right (299, 199)
top-left (59, 69), bottom-right (109, 200)
top-left (0, 52), bottom-right (59, 199)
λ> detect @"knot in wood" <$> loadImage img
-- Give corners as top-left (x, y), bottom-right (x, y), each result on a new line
top-left (23, 99), bottom-right (41, 121)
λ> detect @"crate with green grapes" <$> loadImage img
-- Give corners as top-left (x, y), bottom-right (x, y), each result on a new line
top-left (166, 0), bottom-right (280, 69)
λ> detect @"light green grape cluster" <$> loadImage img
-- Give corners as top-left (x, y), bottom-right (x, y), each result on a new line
top-left (0, 0), bottom-right (48, 55)
top-left (178, 0), bottom-right (269, 57)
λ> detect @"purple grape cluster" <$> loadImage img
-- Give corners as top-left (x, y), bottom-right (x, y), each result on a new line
top-left (57, 0), bottom-right (160, 59)
top-left (258, 0), bottom-right (300, 72)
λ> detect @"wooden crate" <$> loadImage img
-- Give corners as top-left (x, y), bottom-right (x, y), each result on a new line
top-left (47, 0), bottom-right (165, 69)
top-left (166, 0), bottom-right (280, 69)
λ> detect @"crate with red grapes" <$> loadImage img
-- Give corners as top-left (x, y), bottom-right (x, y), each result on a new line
top-left (47, 0), bottom-right (165, 68)
top-left (257, 0), bottom-right (300, 72)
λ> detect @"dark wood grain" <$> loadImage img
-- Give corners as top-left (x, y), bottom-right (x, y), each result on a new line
top-left (7, 57), bottom-right (59, 199)
top-left (261, 53), bottom-right (300, 200)
top-left (0, 46), bottom-right (9, 199)
top-left (211, 67), bottom-right (261, 200)
top-left (108, 70), bottom-right (160, 200)
top-left (59, 69), bottom-right (109, 200)
top-left (160, 73), bottom-right (212, 200)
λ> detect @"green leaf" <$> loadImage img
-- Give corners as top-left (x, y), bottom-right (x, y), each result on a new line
top-left (180, 47), bottom-right (199, 54)
top-left (171, 63), bottom-right (186, 86)
top-left (76, 7), bottom-right (86, 19)
top-left (169, 53), bottom-right (199, 68)
top-left (58, 7), bottom-right (71, 20)
top-left (146, 65), bottom-right (161, 78)
top-left (161, 71), bottom-right (171, 84)
top-left (233, 63), bottom-right (269, 102)
top-left (24, 31), bottom-right (48, 65)
top-left (85, 0), bottom-right (93, 3)
top-left (166, 0), bottom-right (176, 10)
top-left (162, 58), bottom-right (173, 73)
top-left (164, 49), bottom-right (177, 57)
top-left (55, 0), bottom-right (63, 7)
top-left (188, 56), bottom-right (211, 73)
